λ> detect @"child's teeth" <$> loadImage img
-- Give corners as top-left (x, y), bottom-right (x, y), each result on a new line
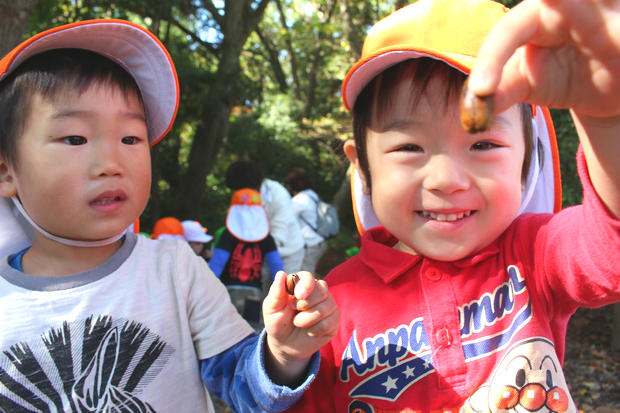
top-left (422, 211), bottom-right (471, 221)
top-left (93, 198), bottom-right (118, 205)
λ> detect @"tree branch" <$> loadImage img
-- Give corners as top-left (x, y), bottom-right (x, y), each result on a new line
top-left (255, 27), bottom-right (288, 93)
top-left (246, 0), bottom-right (271, 35)
top-left (275, 0), bottom-right (300, 98)
top-left (170, 19), bottom-right (219, 56)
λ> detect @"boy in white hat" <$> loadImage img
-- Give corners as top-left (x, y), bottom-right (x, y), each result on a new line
top-left (289, 0), bottom-right (620, 411)
top-left (0, 20), bottom-right (338, 412)
top-left (182, 219), bottom-right (214, 260)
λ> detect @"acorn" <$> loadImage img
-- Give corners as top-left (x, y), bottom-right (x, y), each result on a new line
top-left (286, 273), bottom-right (300, 295)
top-left (460, 78), bottom-right (494, 133)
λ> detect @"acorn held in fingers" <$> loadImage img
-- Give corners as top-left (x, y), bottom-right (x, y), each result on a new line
top-left (286, 273), bottom-right (300, 295)
top-left (460, 78), bottom-right (494, 133)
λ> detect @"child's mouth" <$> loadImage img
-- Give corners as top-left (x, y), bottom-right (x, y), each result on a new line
top-left (90, 190), bottom-right (127, 207)
top-left (418, 210), bottom-right (475, 221)
top-left (91, 197), bottom-right (122, 206)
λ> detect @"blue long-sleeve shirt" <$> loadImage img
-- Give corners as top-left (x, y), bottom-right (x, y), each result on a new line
top-left (201, 329), bottom-right (320, 412)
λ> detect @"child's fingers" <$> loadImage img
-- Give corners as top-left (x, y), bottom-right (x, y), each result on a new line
top-left (469, 0), bottom-right (540, 96)
top-left (263, 271), bottom-right (290, 314)
top-left (296, 308), bottom-right (340, 338)
top-left (289, 270), bottom-right (316, 300)
top-left (292, 294), bottom-right (338, 329)
top-left (293, 279), bottom-right (330, 312)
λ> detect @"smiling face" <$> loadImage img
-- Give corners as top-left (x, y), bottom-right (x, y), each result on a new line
top-left (346, 63), bottom-right (526, 261)
top-left (1, 83), bottom-right (151, 243)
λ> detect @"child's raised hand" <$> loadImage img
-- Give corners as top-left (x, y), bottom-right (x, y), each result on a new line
top-left (468, 0), bottom-right (620, 119)
top-left (262, 270), bottom-right (339, 385)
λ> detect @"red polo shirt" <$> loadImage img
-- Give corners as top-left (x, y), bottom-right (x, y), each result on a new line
top-left (289, 151), bottom-right (620, 413)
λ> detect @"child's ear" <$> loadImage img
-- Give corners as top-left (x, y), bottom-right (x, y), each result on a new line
top-left (0, 159), bottom-right (18, 198)
top-left (343, 139), bottom-right (371, 195)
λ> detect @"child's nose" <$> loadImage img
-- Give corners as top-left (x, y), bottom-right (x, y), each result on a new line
top-left (92, 139), bottom-right (123, 177)
top-left (423, 154), bottom-right (470, 193)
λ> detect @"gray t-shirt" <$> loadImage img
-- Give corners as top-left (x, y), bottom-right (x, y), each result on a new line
top-left (0, 233), bottom-right (254, 412)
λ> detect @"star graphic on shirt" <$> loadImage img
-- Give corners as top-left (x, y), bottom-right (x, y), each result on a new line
top-left (382, 376), bottom-right (398, 393)
top-left (423, 359), bottom-right (431, 369)
top-left (403, 365), bottom-right (416, 378)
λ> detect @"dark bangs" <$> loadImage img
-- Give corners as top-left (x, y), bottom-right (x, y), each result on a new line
top-left (0, 48), bottom-right (143, 168)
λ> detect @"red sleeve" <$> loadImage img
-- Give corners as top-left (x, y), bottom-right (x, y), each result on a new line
top-left (531, 147), bottom-right (620, 310)
top-left (285, 341), bottom-right (338, 413)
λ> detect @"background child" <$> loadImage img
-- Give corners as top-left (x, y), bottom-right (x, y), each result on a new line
top-left (209, 188), bottom-right (284, 330)
top-left (289, 0), bottom-right (620, 411)
top-left (182, 219), bottom-right (214, 260)
top-left (0, 20), bottom-right (338, 412)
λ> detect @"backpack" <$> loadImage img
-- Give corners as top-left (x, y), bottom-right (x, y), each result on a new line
top-left (302, 193), bottom-right (340, 239)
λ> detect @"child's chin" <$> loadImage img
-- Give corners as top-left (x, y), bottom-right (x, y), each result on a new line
top-left (420, 242), bottom-right (476, 262)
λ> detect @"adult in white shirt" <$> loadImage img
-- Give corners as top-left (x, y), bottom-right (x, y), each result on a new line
top-left (286, 168), bottom-right (328, 274)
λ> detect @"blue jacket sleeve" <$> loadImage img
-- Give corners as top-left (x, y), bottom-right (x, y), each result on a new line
top-left (264, 250), bottom-right (284, 280)
top-left (200, 330), bottom-right (320, 412)
top-left (208, 248), bottom-right (230, 278)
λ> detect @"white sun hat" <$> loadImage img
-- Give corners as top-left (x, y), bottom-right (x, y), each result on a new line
top-left (182, 220), bottom-right (214, 243)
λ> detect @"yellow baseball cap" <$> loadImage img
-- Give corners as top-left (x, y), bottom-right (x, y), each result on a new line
top-left (342, 0), bottom-right (562, 234)
top-left (0, 19), bottom-right (179, 146)
top-left (342, 0), bottom-right (507, 111)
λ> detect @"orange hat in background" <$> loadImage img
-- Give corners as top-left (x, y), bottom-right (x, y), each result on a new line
top-left (151, 217), bottom-right (184, 240)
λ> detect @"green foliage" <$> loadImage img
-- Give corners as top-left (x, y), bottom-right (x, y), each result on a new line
top-left (551, 110), bottom-right (582, 207)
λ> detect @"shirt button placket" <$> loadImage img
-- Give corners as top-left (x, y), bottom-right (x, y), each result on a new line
top-left (425, 267), bottom-right (442, 282)
top-left (435, 326), bottom-right (452, 348)
top-left (420, 262), bottom-right (467, 385)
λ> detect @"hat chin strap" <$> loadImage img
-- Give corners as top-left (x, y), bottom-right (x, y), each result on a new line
top-left (11, 197), bottom-right (126, 247)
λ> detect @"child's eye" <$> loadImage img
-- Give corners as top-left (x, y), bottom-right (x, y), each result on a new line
top-left (396, 144), bottom-right (423, 152)
top-left (121, 136), bottom-right (140, 145)
top-left (471, 141), bottom-right (500, 151)
top-left (63, 136), bottom-right (87, 145)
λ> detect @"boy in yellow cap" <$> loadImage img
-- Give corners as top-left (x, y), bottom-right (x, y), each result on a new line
top-left (0, 20), bottom-right (338, 412)
top-left (289, 0), bottom-right (620, 411)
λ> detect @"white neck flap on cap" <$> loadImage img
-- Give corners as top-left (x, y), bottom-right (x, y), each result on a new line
top-left (10, 196), bottom-right (127, 248)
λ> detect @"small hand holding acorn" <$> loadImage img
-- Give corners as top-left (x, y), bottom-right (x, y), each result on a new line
top-left (261, 270), bottom-right (339, 385)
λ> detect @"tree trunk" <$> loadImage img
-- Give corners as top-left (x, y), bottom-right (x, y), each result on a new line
top-left (0, 0), bottom-right (40, 56)
top-left (177, 0), bottom-right (270, 218)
